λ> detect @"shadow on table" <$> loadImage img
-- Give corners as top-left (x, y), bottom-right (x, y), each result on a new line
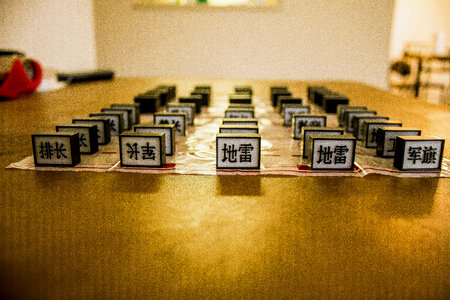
top-left (111, 173), bottom-right (162, 194)
top-left (368, 176), bottom-right (439, 218)
top-left (31, 171), bottom-right (163, 195)
top-left (216, 176), bottom-right (263, 196)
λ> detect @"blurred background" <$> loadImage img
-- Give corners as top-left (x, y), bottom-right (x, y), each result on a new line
top-left (0, 0), bottom-right (448, 104)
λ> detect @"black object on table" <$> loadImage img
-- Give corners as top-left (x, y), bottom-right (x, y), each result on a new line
top-left (57, 70), bottom-right (114, 84)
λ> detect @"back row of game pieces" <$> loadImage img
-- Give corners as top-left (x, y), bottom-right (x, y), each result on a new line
top-left (134, 84), bottom-right (210, 113)
top-left (275, 85), bottom-right (445, 171)
top-left (31, 84), bottom-right (203, 167)
top-left (126, 85), bottom-right (261, 169)
top-left (30, 84), bottom-right (445, 172)
top-left (30, 84), bottom-right (262, 170)
top-left (217, 86), bottom-right (261, 169)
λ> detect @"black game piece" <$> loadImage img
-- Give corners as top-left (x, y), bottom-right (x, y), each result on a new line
top-left (119, 132), bottom-right (166, 168)
top-left (322, 94), bottom-right (349, 114)
top-left (308, 134), bottom-right (356, 171)
top-left (56, 124), bottom-right (98, 154)
top-left (134, 124), bottom-right (176, 156)
top-left (152, 87), bottom-right (169, 106)
top-left (111, 103), bottom-right (140, 125)
top-left (216, 133), bottom-right (261, 170)
top-left (101, 108), bottom-right (133, 130)
top-left (191, 89), bottom-right (210, 106)
top-left (394, 136), bottom-right (445, 171)
top-left (362, 120), bottom-right (402, 148)
top-left (73, 117), bottom-right (111, 145)
top-left (32, 132), bottom-right (81, 167)
top-left (351, 115), bottom-right (389, 140)
top-left (229, 94), bottom-right (252, 104)
top-left (134, 93), bottom-right (160, 113)
top-left (179, 96), bottom-right (203, 113)
top-left (277, 97), bottom-right (302, 113)
top-left (272, 89), bottom-right (291, 107)
top-left (89, 112), bottom-right (123, 136)
top-left (376, 127), bottom-right (421, 158)
top-left (235, 85), bottom-right (253, 95)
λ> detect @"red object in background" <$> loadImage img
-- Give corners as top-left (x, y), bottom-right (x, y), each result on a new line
top-left (0, 58), bottom-right (43, 99)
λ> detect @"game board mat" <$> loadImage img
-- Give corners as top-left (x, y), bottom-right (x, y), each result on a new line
top-left (7, 96), bottom-right (449, 178)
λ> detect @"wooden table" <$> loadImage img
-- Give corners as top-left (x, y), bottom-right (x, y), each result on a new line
top-left (1, 78), bottom-right (449, 299)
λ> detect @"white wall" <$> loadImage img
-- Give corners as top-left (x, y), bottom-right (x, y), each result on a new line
top-left (0, 0), bottom-right (97, 72)
top-left (390, 0), bottom-right (450, 60)
top-left (0, 0), bottom-right (395, 88)
top-left (94, 0), bottom-right (394, 89)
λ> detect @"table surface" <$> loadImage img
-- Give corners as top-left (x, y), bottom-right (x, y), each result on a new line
top-left (1, 78), bottom-right (449, 299)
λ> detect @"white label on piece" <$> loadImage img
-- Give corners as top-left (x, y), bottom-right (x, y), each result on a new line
top-left (120, 136), bottom-right (162, 167)
top-left (154, 115), bottom-right (186, 136)
top-left (401, 140), bottom-right (442, 170)
top-left (293, 116), bottom-right (326, 139)
top-left (311, 139), bottom-right (354, 170)
top-left (34, 136), bottom-right (74, 165)
top-left (303, 131), bottom-right (342, 158)
top-left (57, 127), bottom-right (91, 153)
top-left (217, 137), bottom-right (260, 169)
top-left (167, 106), bottom-right (194, 125)
top-left (225, 110), bottom-right (254, 119)
top-left (283, 107), bottom-right (310, 126)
